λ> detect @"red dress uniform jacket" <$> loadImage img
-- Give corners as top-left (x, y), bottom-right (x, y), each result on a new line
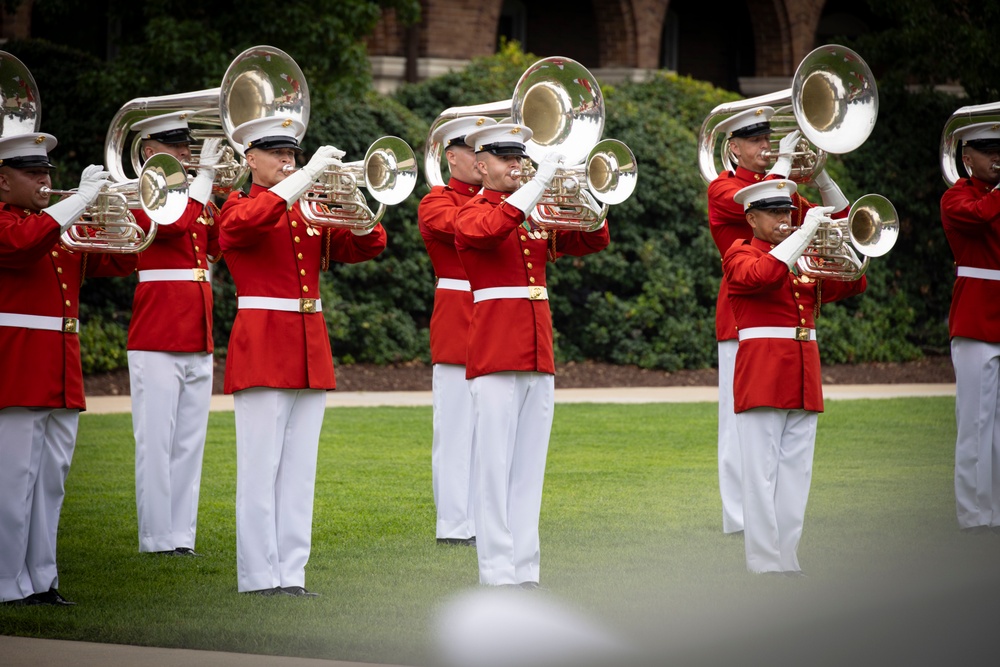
top-left (0, 204), bottom-right (137, 410)
top-left (940, 176), bottom-right (1000, 343)
top-left (723, 237), bottom-right (866, 413)
top-left (219, 184), bottom-right (386, 393)
top-left (455, 189), bottom-right (610, 380)
top-left (418, 177), bottom-right (479, 365)
top-left (127, 201), bottom-right (219, 353)
top-left (707, 166), bottom-right (832, 341)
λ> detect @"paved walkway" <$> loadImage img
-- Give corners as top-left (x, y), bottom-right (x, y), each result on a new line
top-left (4, 382), bottom-right (957, 666)
top-left (84, 383), bottom-right (956, 414)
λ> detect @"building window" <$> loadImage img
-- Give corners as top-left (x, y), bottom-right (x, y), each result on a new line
top-left (660, 9), bottom-right (679, 71)
top-left (498, 0), bottom-right (527, 48)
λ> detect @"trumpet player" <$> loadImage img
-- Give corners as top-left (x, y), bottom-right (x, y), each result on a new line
top-left (455, 124), bottom-right (610, 588)
top-left (418, 116), bottom-right (497, 548)
top-left (724, 179), bottom-right (865, 575)
top-left (125, 111), bottom-right (223, 557)
top-left (707, 107), bottom-right (849, 536)
top-left (940, 122), bottom-right (1000, 532)
top-left (0, 133), bottom-right (137, 606)
top-left (219, 116), bottom-right (387, 596)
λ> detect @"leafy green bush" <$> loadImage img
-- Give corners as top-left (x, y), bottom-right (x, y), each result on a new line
top-left (79, 314), bottom-right (129, 374)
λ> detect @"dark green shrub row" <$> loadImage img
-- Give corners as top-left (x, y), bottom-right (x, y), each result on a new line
top-left (11, 40), bottom-right (957, 371)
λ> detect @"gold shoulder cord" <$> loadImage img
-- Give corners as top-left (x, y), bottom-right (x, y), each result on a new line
top-left (321, 228), bottom-right (331, 271)
top-left (814, 278), bottom-right (822, 319)
top-left (547, 230), bottom-right (557, 262)
top-left (80, 253), bottom-right (88, 283)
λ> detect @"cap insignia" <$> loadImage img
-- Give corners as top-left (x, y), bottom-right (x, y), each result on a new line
top-left (754, 109), bottom-right (764, 116)
top-left (34, 136), bottom-right (45, 144)
top-left (476, 118), bottom-right (486, 126)
top-left (511, 127), bottom-right (521, 134)
top-left (281, 119), bottom-right (293, 128)
top-left (776, 182), bottom-right (786, 189)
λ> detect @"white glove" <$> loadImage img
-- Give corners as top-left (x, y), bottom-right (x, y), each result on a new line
top-left (505, 152), bottom-right (564, 215)
top-left (43, 164), bottom-right (111, 232)
top-left (769, 205), bottom-right (832, 269)
top-left (270, 145), bottom-right (344, 204)
top-left (766, 129), bottom-right (800, 178)
top-left (812, 169), bottom-right (849, 213)
top-left (188, 138), bottom-right (224, 204)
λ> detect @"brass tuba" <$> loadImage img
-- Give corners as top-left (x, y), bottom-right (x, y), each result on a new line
top-left (939, 101), bottom-right (1000, 186)
top-left (796, 193), bottom-right (898, 281)
top-left (698, 44), bottom-right (879, 184)
top-left (298, 136), bottom-right (418, 232)
top-left (104, 45), bottom-right (309, 194)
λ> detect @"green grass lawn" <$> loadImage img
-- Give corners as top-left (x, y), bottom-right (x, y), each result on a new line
top-left (2, 397), bottom-right (998, 666)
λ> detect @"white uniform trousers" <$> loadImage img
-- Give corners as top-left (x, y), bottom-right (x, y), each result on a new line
top-left (432, 363), bottom-right (477, 539)
top-left (0, 408), bottom-right (78, 602)
top-left (128, 350), bottom-right (213, 552)
top-left (736, 407), bottom-right (817, 574)
top-left (951, 337), bottom-right (1000, 528)
top-left (470, 371), bottom-right (555, 586)
top-left (717, 340), bottom-right (743, 533)
top-left (233, 387), bottom-right (325, 592)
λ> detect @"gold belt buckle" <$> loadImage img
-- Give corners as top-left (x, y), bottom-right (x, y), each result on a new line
top-left (299, 298), bottom-right (317, 313)
top-left (62, 317), bottom-right (79, 334)
top-left (794, 327), bottom-right (810, 342)
top-left (528, 286), bottom-right (545, 301)
top-left (192, 268), bottom-right (208, 282)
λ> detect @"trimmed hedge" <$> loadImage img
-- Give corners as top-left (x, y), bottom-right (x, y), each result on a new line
top-left (9, 41), bottom-right (957, 372)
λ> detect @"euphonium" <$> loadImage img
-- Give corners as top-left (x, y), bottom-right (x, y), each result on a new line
top-left (104, 45), bottom-right (309, 194)
top-left (47, 154), bottom-right (189, 254)
top-left (794, 194), bottom-right (898, 281)
top-left (297, 136), bottom-right (418, 232)
top-left (0, 51), bottom-right (41, 138)
top-left (939, 101), bottom-right (1000, 186)
top-left (698, 44), bottom-right (879, 183)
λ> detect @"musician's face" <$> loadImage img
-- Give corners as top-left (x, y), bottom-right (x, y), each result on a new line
top-left (963, 145), bottom-right (1000, 185)
top-left (476, 152), bottom-right (521, 193)
top-left (0, 166), bottom-right (52, 212)
top-left (446, 145), bottom-right (480, 185)
top-left (142, 139), bottom-right (191, 163)
top-left (247, 147), bottom-right (298, 189)
top-left (746, 207), bottom-right (793, 245)
top-left (730, 134), bottom-right (771, 173)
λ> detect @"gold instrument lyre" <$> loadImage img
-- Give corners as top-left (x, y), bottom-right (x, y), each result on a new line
top-left (698, 44), bottom-right (879, 184)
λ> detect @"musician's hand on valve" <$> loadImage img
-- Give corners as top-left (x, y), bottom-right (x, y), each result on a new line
top-left (189, 139), bottom-right (224, 205)
top-left (533, 152), bottom-right (565, 187)
top-left (271, 146), bottom-right (343, 204)
top-left (767, 130), bottom-right (800, 178)
top-left (770, 204), bottom-right (832, 270)
top-left (304, 145), bottom-right (345, 179)
top-left (43, 164), bottom-right (111, 232)
top-left (506, 152), bottom-right (565, 215)
top-left (811, 168), bottom-right (849, 213)
top-left (197, 138), bottom-right (224, 171)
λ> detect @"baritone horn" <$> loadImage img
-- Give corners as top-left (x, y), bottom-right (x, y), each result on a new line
top-left (698, 44), bottom-right (879, 183)
top-left (0, 51), bottom-right (41, 138)
top-left (939, 101), bottom-right (1000, 186)
top-left (104, 45), bottom-right (309, 194)
top-left (48, 153), bottom-right (189, 254)
top-left (795, 193), bottom-right (898, 281)
top-left (298, 136), bottom-right (417, 232)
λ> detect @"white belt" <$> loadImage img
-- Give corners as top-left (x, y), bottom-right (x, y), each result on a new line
top-left (739, 326), bottom-right (816, 342)
top-left (957, 266), bottom-right (1000, 281)
top-left (237, 297), bottom-right (322, 314)
top-left (473, 286), bottom-right (548, 303)
top-left (138, 268), bottom-right (210, 283)
top-left (436, 278), bottom-right (471, 292)
top-left (0, 312), bottom-right (80, 334)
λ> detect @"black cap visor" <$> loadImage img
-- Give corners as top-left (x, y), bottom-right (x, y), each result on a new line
top-left (730, 122), bottom-right (772, 139)
top-left (246, 136), bottom-right (303, 152)
top-left (964, 138), bottom-right (1000, 152)
top-left (145, 128), bottom-right (193, 145)
top-left (0, 155), bottom-right (55, 170)
top-left (476, 141), bottom-right (528, 158)
top-left (747, 197), bottom-right (797, 211)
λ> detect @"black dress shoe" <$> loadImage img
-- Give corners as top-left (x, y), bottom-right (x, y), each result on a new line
top-left (1, 596), bottom-right (41, 607)
top-left (173, 547), bottom-right (202, 557)
top-left (243, 587), bottom-right (289, 596)
top-left (281, 586), bottom-right (319, 597)
top-left (519, 581), bottom-right (546, 590)
top-left (437, 536), bottom-right (476, 546)
top-left (27, 589), bottom-right (76, 606)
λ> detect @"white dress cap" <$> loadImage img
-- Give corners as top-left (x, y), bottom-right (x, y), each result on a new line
top-left (434, 116), bottom-right (498, 149)
top-left (0, 132), bottom-right (57, 168)
top-left (733, 178), bottom-right (798, 211)
top-left (231, 116), bottom-right (306, 151)
top-left (463, 123), bottom-right (533, 157)
top-left (717, 106), bottom-right (776, 139)
top-left (131, 110), bottom-right (195, 143)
